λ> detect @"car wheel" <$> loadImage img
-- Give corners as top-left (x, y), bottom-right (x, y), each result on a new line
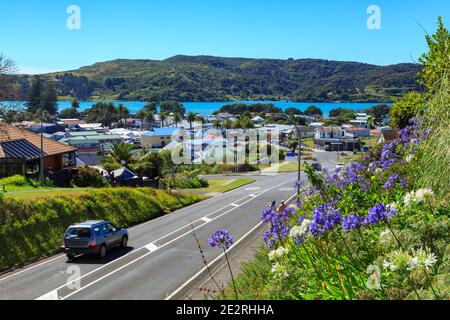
top-left (120, 236), bottom-right (128, 249)
top-left (67, 254), bottom-right (75, 261)
top-left (98, 245), bottom-right (107, 259)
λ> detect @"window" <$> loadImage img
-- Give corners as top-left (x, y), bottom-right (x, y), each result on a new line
top-left (101, 223), bottom-right (109, 234)
top-left (107, 223), bottom-right (117, 233)
top-left (66, 228), bottom-right (91, 238)
top-left (93, 226), bottom-right (102, 236)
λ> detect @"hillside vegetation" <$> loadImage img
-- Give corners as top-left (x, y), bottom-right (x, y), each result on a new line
top-left (0, 188), bottom-right (203, 271)
top-left (11, 56), bottom-right (420, 102)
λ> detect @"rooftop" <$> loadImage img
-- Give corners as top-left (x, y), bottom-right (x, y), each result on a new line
top-left (0, 123), bottom-right (77, 157)
top-left (144, 127), bottom-right (180, 137)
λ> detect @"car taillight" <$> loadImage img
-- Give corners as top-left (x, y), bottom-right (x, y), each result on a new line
top-left (61, 239), bottom-right (66, 247)
top-left (88, 239), bottom-right (96, 247)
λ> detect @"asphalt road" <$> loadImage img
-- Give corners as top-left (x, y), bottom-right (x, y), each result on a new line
top-left (0, 171), bottom-right (300, 300)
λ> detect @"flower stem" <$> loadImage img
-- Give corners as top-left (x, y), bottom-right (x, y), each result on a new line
top-left (223, 248), bottom-right (239, 300)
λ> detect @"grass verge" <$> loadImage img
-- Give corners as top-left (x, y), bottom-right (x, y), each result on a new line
top-left (0, 187), bottom-right (204, 272)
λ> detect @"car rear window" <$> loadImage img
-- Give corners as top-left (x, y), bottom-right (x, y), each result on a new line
top-left (66, 227), bottom-right (92, 238)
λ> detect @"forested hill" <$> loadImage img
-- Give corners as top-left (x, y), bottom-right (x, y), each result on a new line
top-left (16, 55), bottom-right (421, 102)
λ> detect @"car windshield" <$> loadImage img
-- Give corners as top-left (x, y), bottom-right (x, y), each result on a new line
top-left (66, 227), bottom-right (91, 238)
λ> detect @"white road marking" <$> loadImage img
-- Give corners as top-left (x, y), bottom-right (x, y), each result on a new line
top-left (230, 203), bottom-right (240, 207)
top-left (145, 243), bottom-right (158, 252)
top-left (35, 177), bottom-right (297, 300)
top-left (165, 193), bottom-right (298, 300)
top-left (0, 254), bottom-right (65, 283)
top-left (35, 289), bottom-right (59, 300)
top-left (201, 217), bottom-right (212, 223)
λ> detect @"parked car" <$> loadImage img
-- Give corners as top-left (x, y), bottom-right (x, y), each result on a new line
top-left (61, 220), bottom-right (128, 260)
top-left (312, 163), bottom-right (322, 171)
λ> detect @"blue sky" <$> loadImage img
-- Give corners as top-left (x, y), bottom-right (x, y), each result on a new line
top-left (1, 0), bottom-right (449, 73)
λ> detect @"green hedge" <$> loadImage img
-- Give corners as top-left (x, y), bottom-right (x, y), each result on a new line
top-left (0, 188), bottom-right (203, 272)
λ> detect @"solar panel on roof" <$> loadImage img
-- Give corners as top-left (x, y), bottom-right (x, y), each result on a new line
top-left (0, 139), bottom-right (46, 160)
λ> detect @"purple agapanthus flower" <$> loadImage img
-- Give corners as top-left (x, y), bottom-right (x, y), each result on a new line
top-left (342, 214), bottom-right (364, 231)
top-left (384, 173), bottom-right (399, 189)
top-left (294, 179), bottom-right (305, 189)
top-left (309, 203), bottom-right (341, 237)
top-left (399, 178), bottom-right (407, 188)
top-left (209, 230), bottom-right (233, 249)
top-left (363, 203), bottom-right (397, 225)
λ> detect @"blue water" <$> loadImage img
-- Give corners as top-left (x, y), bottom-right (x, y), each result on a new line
top-left (2, 100), bottom-right (390, 117)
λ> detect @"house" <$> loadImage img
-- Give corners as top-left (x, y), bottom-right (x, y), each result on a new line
top-left (251, 116), bottom-right (265, 124)
top-left (29, 123), bottom-right (65, 135)
top-left (60, 133), bottom-right (124, 165)
top-left (290, 126), bottom-right (316, 139)
top-left (59, 119), bottom-right (88, 127)
top-left (350, 113), bottom-right (370, 128)
top-left (314, 126), bottom-right (361, 152)
top-left (141, 127), bottom-right (180, 148)
top-left (0, 123), bottom-right (77, 178)
top-left (344, 127), bottom-right (371, 138)
top-left (377, 129), bottom-right (399, 144)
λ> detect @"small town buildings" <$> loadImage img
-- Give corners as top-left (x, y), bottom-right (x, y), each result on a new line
top-left (377, 129), bottom-right (399, 144)
top-left (0, 123), bottom-right (77, 178)
top-left (29, 123), bottom-right (65, 135)
top-left (344, 127), bottom-right (371, 138)
top-left (251, 116), bottom-right (265, 124)
top-left (141, 127), bottom-right (180, 148)
top-left (350, 113), bottom-right (370, 128)
top-left (314, 126), bottom-right (361, 151)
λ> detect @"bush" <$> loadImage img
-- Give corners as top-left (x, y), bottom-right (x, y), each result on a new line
top-left (73, 166), bottom-right (108, 188)
top-left (0, 188), bottom-right (204, 271)
top-left (0, 175), bottom-right (30, 187)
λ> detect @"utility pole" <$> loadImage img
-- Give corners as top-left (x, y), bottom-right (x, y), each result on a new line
top-left (39, 111), bottom-right (44, 185)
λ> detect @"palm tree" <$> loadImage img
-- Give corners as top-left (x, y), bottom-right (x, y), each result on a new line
top-left (136, 110), bottom-right (146, 129)
top-left (223, 118), bottom-right (233, 129)
top-left (213, 119), bottom-right (221, 129)
top-left (187, 112), bottom-right (197, 130)
top-left (110, 143), bottom-right (135, 165)
top-left (145, 111), bottom-right (155, 130)
top-left (118, 104), bottom-right (130, 128)
top-left (173, 113), bottom-right (181, 127)
top-left (160, 111), bottom-right (168, 127)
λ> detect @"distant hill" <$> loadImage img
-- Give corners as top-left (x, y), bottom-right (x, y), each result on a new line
top-left (13, 55), bottom-right (421, 102)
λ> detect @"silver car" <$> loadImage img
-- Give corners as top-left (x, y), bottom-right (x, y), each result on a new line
top-left (62, 220), bottom-right (129, 260)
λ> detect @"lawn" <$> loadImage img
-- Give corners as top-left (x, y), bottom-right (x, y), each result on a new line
top-left (193, 178), bottom-right (256, 193)
top-left (4, 188), bottom-right (94, 200)
top-left (277, 162), bottom-right (303, 173)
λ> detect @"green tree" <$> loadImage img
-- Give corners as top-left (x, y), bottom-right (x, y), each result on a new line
top-left (213, 119), bottom-right (222, 129)
top-left (144, 101), bottom-right (158, 114)
top-left (59, 107), bottom-right (79, 119)
top-left (83, 102), bottom-right (119, 127)
top-left (71, 98), bottom-right (80, 109)
top-left (173, 113), bottom-right (181, 127)
top-left (285, 107), bottom-right (303, 116)
top-left (390, 92), bottom-right (426, 129)
top-left (110, 143), bottom-right (135, 165)
top-left (419, 17), bottom-right (450, 96)
top-left (304, 105), bottom-right (323, 117)
top-left (26, 76), bottom-right (43, 114)
top-left (187, 112), bottom-right (197, 130)
top-left (118, 104), bottom-right (130, 128)
top-left (40, 81), bottom-right (58, 115)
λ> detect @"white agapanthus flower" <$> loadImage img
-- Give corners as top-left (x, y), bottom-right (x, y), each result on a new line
top-left (379, 229), bottom-right (394, 246)
top-left (289, 219), bottom-right (310, 239)
top-left (407, 257), bottom-right (419, 271)
top-left (375, 168), bottom-right (382, 174)
top-left (403, 188), bottom-right (434, 207)
top-left (268, 246), bottom-right (289, 261)
top-left (271, 263), bottom-right (289, 278)
top-left (405, 154), bottom-right (414, 163)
